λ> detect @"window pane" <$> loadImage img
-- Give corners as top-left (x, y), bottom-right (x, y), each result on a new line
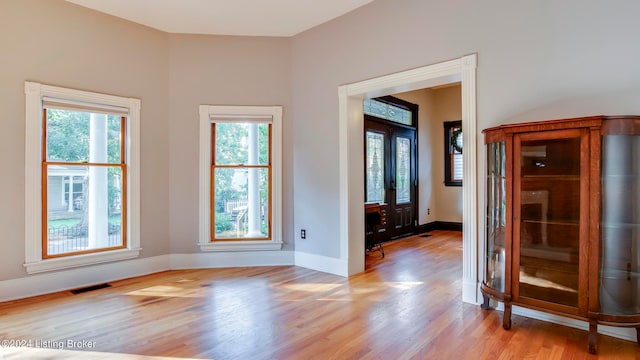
top-left (519, 137), bottom-right (581, 307)
top-left (600, 135), bottom-right (640, 315)
top-left (215, 122), bottom-right (269, 165)
top-left (46, 109), bottom-right (122, 164)
top-left (363, 99), bottom-right (412, 126)
top-left (396, 136), bottom-right (411, 203)
top-left (486, 141), bottom-right (507, 292)
top-left (366, 131), bottom-right (385, 203)
top-left (213, 167), bottom-right (269, 239)
top-left (444, 121), bottom-right (462, 186)
top-left (453, 153), bottom-right (463, 181)
top-left (46, 165), bottom-right (124, 256)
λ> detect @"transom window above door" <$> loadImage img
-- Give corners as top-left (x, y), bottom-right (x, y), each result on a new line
top-left (363, 98), bottom-right (413, 126)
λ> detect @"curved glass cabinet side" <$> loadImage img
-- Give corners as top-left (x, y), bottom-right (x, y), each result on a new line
top-left (600, 134), bottom-right (640, 316)
top-left (486, 141), bottom-right (507, 292)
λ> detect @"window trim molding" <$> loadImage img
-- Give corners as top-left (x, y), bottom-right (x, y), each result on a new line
top-left (198, 105), bottom-right (283, 252)
top-left (24, 82), bottom-right (141, 274)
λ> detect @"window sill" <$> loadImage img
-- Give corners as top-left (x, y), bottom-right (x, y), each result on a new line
top-left (198, 241), bottom-right (283, 252)
top-left (24, 248), bottom-right (142, 274)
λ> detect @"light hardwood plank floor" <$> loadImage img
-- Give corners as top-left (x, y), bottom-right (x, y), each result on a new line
top-left (1, 230), bottom-right (639, 359)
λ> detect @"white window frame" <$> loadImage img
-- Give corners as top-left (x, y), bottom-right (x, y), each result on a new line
top-left (198, 105), bottom-right (283, 251)
top-left (24, 82), bottom-right (141, 274)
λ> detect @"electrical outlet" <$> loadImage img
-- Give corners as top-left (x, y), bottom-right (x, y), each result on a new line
top-left (428, 208), bottom-right (431, 215)
top-left (301, 229), bottom-right (306, 239)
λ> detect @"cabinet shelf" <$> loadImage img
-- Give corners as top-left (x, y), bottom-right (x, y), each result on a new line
top-left (521, 175), bottom-right (580, 181)
top-left (522, 219), bottom-right (579, 226)
top-left (521, 245), bottom-right (578, 263)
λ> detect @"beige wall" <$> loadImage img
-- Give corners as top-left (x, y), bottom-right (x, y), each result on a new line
top-left (167, 34), bottom-right (292, 252)
top-left (3, 0), bottom-right (640, 285)
top-left (392, 89), bottom-right (435, 225)
top-left (432, 85), bottom-right (463, 223)
top-left (0, 0), bottom-right (170, 280)
top-left (395, 85), bottom-right (462, 226)
top-left (0, 0), bottom-right (293, 283)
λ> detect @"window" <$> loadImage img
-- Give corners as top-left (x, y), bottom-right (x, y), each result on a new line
top-left (365, 130), bottom-right (385, 203)
top-left (444, 120), bottom-right (463, 186)
top-left (199, 105), bottom-right (283, 251)
top-left (363, 98), bottom-right (413, 126)
top-left (43, 107), bottom-right (126, 258)
top-left (25, 82), bottom-right (141, 273)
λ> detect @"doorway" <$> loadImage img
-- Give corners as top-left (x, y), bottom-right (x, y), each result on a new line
top-left (364, 97), bottom-right (417, 242)
top-left (338, 54), bottom-right (479, 304)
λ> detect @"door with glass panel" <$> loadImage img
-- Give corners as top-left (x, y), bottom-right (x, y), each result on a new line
top-left (365, 119), bottom-right (417, 241)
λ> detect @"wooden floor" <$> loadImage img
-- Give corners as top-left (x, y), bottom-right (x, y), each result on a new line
top-left (1, 230), bottom-right (639, 359)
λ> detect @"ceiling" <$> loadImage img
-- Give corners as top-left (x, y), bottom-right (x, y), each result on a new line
top-left (66, 0), bottom-right (374, 37)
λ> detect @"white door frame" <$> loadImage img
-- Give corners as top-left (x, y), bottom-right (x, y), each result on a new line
top-left (337, 54), bottom-right (479, 304)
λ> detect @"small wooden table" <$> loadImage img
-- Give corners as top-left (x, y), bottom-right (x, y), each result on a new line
top-left (365, 202), bottom-right (386, 257)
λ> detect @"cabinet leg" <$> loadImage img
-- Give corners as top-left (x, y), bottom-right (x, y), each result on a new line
top-left (503, 303), bottom-right (512, 330)
top-left (636, 327), bottom-right (640, 345)
top-left (480, 293), bottom-right (491, 310)
top-left (588, 320), bottom-right (598, 354)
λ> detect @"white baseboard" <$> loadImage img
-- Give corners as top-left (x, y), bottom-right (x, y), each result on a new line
top-left (0, 251), bottom-right (296, 303)
top-left (170, 250), bottom-right (294, 269)
top-left (0, 255), bottom-right (170, 302)
top-left (486, 305), bottom-right (637, 343)
top-left (462, 279), bottom-right (480, 305)
top-left (294, 251), bottom-right (348, 276)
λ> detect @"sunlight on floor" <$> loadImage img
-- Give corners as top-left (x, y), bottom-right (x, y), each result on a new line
top-left (276, 283), bottom-right (342, 292)
top-left (125, 285), bottom-right (204, 298)
top-left (313, 281), bottom-right (425, 302)
top-left (351, 281), bottom-right (424, 292)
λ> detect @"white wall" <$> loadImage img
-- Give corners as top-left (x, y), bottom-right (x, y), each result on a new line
top-left (291, 0), bottom-right (640, 259)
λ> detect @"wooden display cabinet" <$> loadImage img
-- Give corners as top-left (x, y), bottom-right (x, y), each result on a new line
top-left (481, 115), bottom-right (640, 354)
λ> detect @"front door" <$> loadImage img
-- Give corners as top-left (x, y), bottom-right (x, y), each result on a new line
top-left (365, 119), bottom-right (417, 241)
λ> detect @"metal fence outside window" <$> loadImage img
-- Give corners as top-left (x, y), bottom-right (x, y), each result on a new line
top-left (47, 223), bottom-right (122, 255)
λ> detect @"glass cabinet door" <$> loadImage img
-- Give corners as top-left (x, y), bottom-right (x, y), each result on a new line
top-left (486, 141), bottom-right (507, 292)
top-left (600, 135), bottom-right (640, 315)
top-left (515, 130), bottom-right (583, 308)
